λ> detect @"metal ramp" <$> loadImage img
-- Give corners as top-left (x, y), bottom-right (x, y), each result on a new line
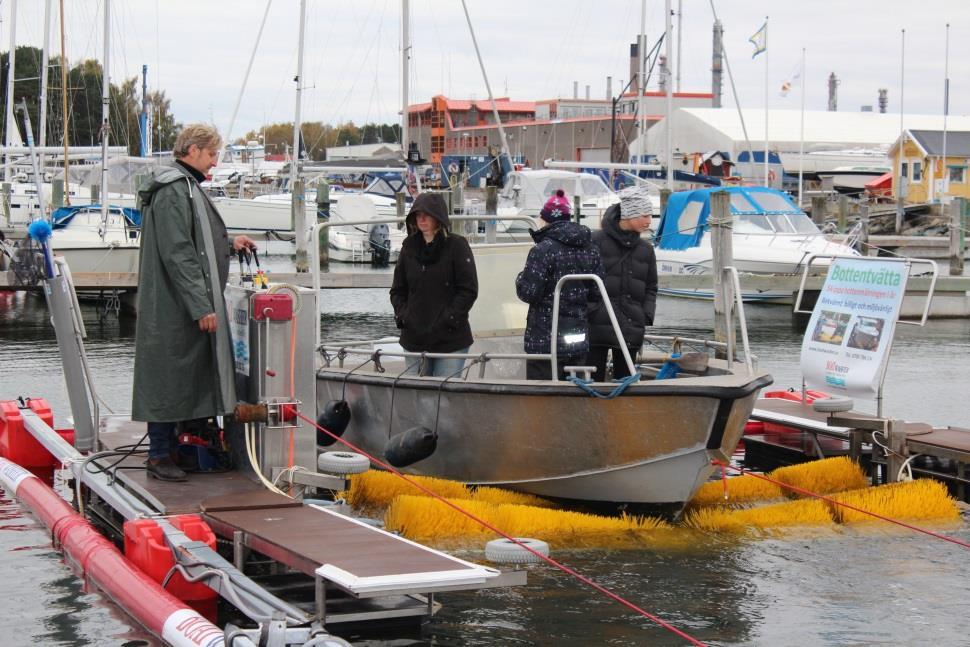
top-left (202, 492), bottom-right (523, 625)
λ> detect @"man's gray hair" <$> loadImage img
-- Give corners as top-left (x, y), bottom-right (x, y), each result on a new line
top-left (173, 123), bottom-right (222, 159)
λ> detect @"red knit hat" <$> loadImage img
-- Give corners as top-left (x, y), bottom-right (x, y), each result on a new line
top-left (540, 189), bottom-right (571, 222)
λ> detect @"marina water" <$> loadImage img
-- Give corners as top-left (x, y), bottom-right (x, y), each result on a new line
top-left (2, 254), bottom-right (970, 645)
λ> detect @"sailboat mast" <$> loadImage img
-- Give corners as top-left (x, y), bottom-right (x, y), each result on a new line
top-left (100, 0), bottom-right (110, 226)
top-left (59, 0), bottom-right (70, 205)
top-left (401, 0), bottom-right (409, 157)
top-left (664, 0), bottom-right (673, 190)
top-left (4, 0), bottom-right (19, 182)
top-left (39, 0), bottom-right (52, 169)
top-left (291, 0), bottom-right (308, 271)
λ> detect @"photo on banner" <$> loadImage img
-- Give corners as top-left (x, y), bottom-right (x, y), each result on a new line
top-left (799, 258), bottom-right (908, 400)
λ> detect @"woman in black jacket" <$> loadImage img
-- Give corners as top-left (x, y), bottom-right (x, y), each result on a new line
top-left (588, 185), bottom-right (658, 382)
top-left (389, 192), bottom-right (479, 376)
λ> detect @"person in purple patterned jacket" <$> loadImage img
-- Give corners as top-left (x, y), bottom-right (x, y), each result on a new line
top-left (515, 190), bottom-right (604, 380)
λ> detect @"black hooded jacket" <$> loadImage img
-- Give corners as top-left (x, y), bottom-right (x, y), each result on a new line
top-left (588, 204), bottom-right (658, 347)
top-left (389, 193), bottom-right (479, 353)
top-left (515, 220), bottom-right (604, 356)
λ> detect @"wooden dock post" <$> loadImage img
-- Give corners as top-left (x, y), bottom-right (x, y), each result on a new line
top-left (316, 179), bottom-right (330, 267)
top-left (837, 195), bottom-right (848, 232)
top-left (949, 198), bottom-right (965, 276)
top-left (91, 183), bottom-right (100, 204)
top-left (485, 185), bottom-right (498, 244)
top-left (292, 178), bottom-right (308, 272)
top-left (710, 190), bottom-right (734, 357)
top-left (573, 195), bottom-right (581, 224)
top-left (52, 179), bottom-right (64, 209)
top-left (886, 419), bottom-right (908, 484)
top-left (895, 196), bottom-right (904, 234)
top-left (858, 203), bottom-right (870, 255)
top-left (811, 196), bottom-right (827, 226)
top-left (1, 182), bottom-right (9, 225)
top-left (660, 188), bottom-right (671, 217)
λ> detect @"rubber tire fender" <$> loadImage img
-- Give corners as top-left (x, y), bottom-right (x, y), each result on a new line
top-left (317, 451), bottom-right (370, 475)
top-left (484, 537), bottom-right (550, 564)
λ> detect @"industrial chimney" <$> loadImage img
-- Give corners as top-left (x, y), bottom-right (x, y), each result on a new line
top-left (712, 20), bottom-right (723, 108)
top-left (878, 88), bottom-right (888, 114)
top-left (607, 76), bottom-right (613, 100)
top-left (827, 73), bottom-right (840, 111)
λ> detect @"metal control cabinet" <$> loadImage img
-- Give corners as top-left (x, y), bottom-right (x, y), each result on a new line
top-left (226, 283), bottom-right (318, 476)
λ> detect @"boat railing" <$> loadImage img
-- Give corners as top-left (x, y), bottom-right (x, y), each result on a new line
top-left (318, 329), bottom-right (754, 383)
top-left (550, 273), bottom-right (633, 380)
top-left (318, 343), bottom-right (552, 381)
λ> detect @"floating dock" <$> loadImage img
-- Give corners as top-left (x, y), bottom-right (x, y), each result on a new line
top-left (98, 418), bottom-right (524, 628)
top-left (746, 397), bottom-right (970, 501)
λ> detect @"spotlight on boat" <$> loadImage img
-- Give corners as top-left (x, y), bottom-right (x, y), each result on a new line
top-left (385, 426), bottom-right (437, 467)
top-left (316, 399), bottom-right (351, 446)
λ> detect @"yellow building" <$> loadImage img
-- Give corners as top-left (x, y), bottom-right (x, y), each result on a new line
top-left (889, 129), bottom-right (970, 204)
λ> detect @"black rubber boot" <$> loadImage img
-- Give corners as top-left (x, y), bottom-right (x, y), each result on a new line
top-left (146, 457), bottom-right (188, 482)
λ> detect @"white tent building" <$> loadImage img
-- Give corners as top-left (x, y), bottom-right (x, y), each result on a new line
top-left (640, 108), bottom-right (970, 182)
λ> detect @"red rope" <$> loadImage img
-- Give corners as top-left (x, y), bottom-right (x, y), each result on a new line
top-left (299, 411), bottom-right (707, 647)
top-left (712, 460), bottom-right (970, 550)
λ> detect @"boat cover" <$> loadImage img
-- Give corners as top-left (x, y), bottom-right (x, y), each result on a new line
top-left (51, 204), bottom-right (142, 229)
top-left (654, 186), bottom-right (801, 251)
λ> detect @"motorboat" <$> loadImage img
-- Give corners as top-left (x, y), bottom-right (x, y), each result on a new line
top-left (653, 186), bottom-right (860, 303)
top-left (48, 204), bottom-right (141, 274)
top-left (324, 195), bottom-right (405, 264)
top-left (213, 174), bottom-right (404, 235)
top-left (314, 242), bottom-right (772, 518)
top-left (495, 170), bottom-right (622, 231)
top-left (816, 165), bottom-right (892, 194)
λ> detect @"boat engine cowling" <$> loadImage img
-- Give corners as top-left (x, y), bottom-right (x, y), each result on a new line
top-left (368, 223), bottom-right (391, 267)
top-left (385, 426), bottom-right (437, 467)
top-left (317, 399), bottom-right (351, 446)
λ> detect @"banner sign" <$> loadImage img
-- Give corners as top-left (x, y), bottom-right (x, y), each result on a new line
top-left (800, 258), bottom-right (908, 399)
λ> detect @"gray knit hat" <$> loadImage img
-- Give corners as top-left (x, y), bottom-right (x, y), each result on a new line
top-left (618, 186), bottom-right (654, 219)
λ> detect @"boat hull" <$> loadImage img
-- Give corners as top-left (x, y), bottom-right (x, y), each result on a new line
top-left (316, 366), bottom-right (771, 516)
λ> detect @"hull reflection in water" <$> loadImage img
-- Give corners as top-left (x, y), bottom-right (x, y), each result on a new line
top-left (317, 334), bottom-right (772, 518)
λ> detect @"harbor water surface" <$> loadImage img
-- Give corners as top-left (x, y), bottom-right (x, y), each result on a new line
top-left (2, 257), bottom-right (970, 646)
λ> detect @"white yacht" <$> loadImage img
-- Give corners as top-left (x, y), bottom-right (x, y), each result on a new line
top-left (653, 186), bottom-right (859, 303)
top-left (494, 170), bottom-right (626, 231)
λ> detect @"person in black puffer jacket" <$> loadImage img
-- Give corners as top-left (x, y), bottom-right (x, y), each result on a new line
top-left (390, 192), bottom-right (479, 377)
top-left (588, 185), bottom-right (658, 382)
top-left (515, 190), bottom-right (604, 380)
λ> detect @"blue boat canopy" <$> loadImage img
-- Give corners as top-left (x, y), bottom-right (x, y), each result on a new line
top-left (51, 204), bottom-right (142, 229)
top-left (654, 186), bottom-right (802, 251)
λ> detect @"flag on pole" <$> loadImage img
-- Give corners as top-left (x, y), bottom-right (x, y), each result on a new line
top-left (749, 22), bottom-right (767, 59)
top-left (780, 63), bottom-right (802, 97)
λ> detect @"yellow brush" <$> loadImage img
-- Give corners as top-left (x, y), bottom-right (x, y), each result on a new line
top-left (689, 456), bottom-right (868, 508)
top-left (683, 498), bottom-right (834, 532)
top-left (772, 456), bottom-right (868, 498)
top-left (342, 470), bottom-right (553, 511)
top-left (385, 494), bottom-right (676, 550)
top-left (830, 479), bottom-right (960, 524)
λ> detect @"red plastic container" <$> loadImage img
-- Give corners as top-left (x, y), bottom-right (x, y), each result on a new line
top-left (123, 515), bottom-right (218, 607)
top-left (0, 398), bottom-right (73, 471)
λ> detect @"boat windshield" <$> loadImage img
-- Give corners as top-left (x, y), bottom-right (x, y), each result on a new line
top-left (733, 212), bottom-right (821, 235)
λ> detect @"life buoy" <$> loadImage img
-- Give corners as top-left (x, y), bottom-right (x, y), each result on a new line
top-left (317, 451), bottom-right (370, 475)
top-left (484, 537), bottom-right (550, 564)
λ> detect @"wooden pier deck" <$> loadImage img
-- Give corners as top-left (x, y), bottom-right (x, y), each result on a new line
top-left (746, 397), bottom-right (970, 500)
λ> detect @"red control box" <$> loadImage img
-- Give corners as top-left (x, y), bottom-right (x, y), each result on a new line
top-left (252, 293), bottom-right (293, 321)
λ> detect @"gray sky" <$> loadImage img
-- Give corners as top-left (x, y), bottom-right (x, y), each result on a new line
top-left (6, 0), bottom-right (970, 144)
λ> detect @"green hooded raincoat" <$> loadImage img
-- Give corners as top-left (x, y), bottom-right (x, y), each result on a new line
top-left (131, 163), bottom-right (235, 422)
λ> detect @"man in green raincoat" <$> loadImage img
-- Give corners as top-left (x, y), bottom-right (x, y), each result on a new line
top-left (132, 124), bottom-right (256, 481)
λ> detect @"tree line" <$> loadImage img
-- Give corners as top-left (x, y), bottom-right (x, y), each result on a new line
top-left (239, 122), bottom-right (401, 161)
top-left (2, 46), bottom-right (402, 161)
top-left (0, 46), bottom-right (180, 156)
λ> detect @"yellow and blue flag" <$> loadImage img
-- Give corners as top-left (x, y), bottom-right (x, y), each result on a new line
top-left (749, 22), bottom-right (767, 58)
